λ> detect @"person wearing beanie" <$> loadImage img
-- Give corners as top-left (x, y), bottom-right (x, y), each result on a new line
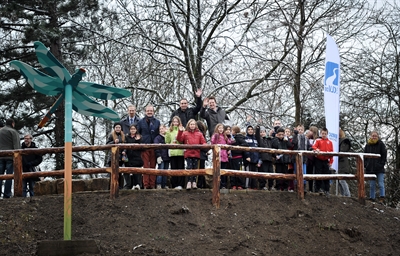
top-left (106, 122), bottom-right (126, 188)
top-left (244, 124), bottom-right (260, 189)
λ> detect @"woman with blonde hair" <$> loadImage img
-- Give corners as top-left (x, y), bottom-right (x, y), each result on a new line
top-left (165, 116), bottom-right (185, 190)
top-left (364, 131), bottom-right (387, 202)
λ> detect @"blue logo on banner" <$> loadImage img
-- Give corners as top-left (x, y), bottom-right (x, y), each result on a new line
top-left (325, 62), bottom-right (339, 94)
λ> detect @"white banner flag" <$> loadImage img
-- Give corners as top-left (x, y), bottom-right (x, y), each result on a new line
top-left (324, 34), bottom-right (340, 172)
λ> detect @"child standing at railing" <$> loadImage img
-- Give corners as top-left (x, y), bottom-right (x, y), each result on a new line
top-left (211, 123), bottom-right (232, 189)
top-left (154, 125), bottom-right (170, 189)
top-left (176, 119), bottom-right (207, 190)
top-left (123, 124), bottom-right (143, 190)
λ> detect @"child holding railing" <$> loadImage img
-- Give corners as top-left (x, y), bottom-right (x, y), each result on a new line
top-left (176, 119), bottom-right (207, 190)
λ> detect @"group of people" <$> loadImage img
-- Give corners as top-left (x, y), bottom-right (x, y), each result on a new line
top-left (0, 92), bottom-right (387, 200)
top-left (107, 92), bottom-right (387, 201)
top-left (0, 119), bottom-right (42, 198)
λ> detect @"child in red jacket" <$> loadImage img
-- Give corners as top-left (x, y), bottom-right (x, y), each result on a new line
top-left (312, 127), bottom-right (334, 196)
top-left (176, 119), bottom-right (207, 190)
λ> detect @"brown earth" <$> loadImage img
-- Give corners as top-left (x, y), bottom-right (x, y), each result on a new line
top-left (0, 189), bottom-right (399, 256)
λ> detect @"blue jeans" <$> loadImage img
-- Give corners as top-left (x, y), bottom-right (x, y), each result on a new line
top-left (370, 173), bottom-right (385, 199)
top-left (156, 160), bottom-right (170, 188)
top-left (0, 159), bottom-right (14, 198)
top-left (23, 179), bottom-right (35, 197)
top-left (294, 163), bottom-right (307, 185)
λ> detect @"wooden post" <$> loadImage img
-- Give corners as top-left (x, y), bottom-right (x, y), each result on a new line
top-left (109, 146), bottom-right (119, 199)
top-left (212, 145), bottom-right (221, 208)
top-left (13, 152), bottom-right (23, 197)
top-left (295, 153), bottom-right (304, 200)
top-left (356, 155), bottom-right (366, 204)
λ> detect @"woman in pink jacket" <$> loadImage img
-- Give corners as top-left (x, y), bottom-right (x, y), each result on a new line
top-left (176, 119), bottom-right (207, 190)
top-left (211, 123), bottom-right (232, 189)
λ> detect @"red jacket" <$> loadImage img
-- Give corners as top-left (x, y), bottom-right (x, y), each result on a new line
top-left (176, 129), bottom-right (207, 158)
top-left (312, 137), bottom-right (334, 165)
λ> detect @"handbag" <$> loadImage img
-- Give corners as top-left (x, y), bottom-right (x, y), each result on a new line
top-left (121, 154), bottom-right (129, 162)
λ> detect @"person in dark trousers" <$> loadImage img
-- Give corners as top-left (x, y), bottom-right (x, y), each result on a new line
top-left (244, 125), bottom-right (260, 189)
top-left (271, 127), bottom-right (293, 191)
top-left (230, 126), bottom-right (249, 190)
top-left (21, 134), bottom-right (43, 197)
top-left (196, 120), bottom-right (209, 189)
top-left (123, 124), bottom-right (143, 190)
top-left (312, 127), bottom-right (334, 196)
top-left (255, 125), bottom-right (275, 190)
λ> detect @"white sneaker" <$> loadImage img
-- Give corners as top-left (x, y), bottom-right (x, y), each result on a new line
top-left (186, 182), bottom-right (192, 190)
top-left (156, 184), bottom-right (162, 189)
top-left (192, 182), bottom-right (197, 189)
top-left (174, 186), bottom-right (182, 190)
top-left (135, 184), bottom-right (141, 190)
top-left (165, 186), bottom-right (169, 189)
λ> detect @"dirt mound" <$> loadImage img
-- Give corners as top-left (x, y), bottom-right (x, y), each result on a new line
top-left (1, 190), bottom-right (399, 255)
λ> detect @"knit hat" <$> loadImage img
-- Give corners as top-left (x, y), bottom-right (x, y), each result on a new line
top-left (113, 122), bottom-right (122, 128)
top-left (260, 126), bottom-right (266, 132)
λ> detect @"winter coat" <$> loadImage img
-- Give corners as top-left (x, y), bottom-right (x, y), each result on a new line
top-left (292, 133), bottom-right (312, 163)
top-left (176, 129), bottom-right (207, 159)
top-left (271, 137), bottom-right (292, 164)
top-left (211, 133), bottom-right (232, 163)
top-left (125, 135), bottom-right (144, 167)
top-left (364, 139), bottom-right (387, 174)
top-left (165, 126), bottom-right (184, 157)
top-left (106, 132), bottom-right (125, 166)
top-left (255, 126), bottom-right (274, 162)
top-left (120, 115), bottom-right (140, 135)
top-left (136, 116), bottom-right (160, 144)
top-left (338, 138), bottom-right (351, 174)
top-left (154, 134), bottom-right (169, 161)
top-left (200, 106), bottom-right (229, 137)
top-left (169, 96), bottom-right (202, 126)
top-left (245, 134), bottom-right (260, 164)
top-left (0, 125), bottom-right (20, 160)
top-left (230, 133), bottom-right (250, 159)
top-left (21, 142), bottom-right (43, 172)
top-left (312, 137), bottom-right (334, 165)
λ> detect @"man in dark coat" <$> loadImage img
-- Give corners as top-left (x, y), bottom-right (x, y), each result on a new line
top-left (169, 88), bottom-right (202, 126)
top-left (136, 105), bottom-right (160, 189)
top-left (21, 134), bottom-right (43, 197)
top-left (120, 105), bottom-right (140, 135)
top-left (0, 118), bottom-right (20, 198)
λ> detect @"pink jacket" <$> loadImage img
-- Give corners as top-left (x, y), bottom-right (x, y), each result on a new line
top-left (211, 133), bottom-right (232, 162)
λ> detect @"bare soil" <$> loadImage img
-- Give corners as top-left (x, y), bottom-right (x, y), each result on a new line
top-left (1, 189), bottom-right (399, 255)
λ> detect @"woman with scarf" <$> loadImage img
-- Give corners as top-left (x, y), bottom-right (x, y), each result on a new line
top-left (364, 131), bottom-right (387, 203)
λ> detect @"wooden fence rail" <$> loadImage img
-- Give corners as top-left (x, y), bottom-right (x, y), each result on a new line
top-left (0, 144), bottom-right (380, 207)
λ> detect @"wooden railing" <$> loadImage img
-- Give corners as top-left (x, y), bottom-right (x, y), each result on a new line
top-left (0, 144), bottom-right (380, 207)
